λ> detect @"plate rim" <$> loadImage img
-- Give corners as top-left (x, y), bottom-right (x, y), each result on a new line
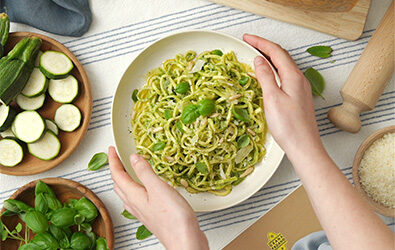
top-left (111, 29), bottom-right (284, 212)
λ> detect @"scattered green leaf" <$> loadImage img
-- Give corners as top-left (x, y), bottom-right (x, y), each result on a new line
top-left (175, 82), bottom-right (190, 94)
top-left (132, 89), bottom-right (139, 102)
top-left (15, 223), bottom-right (22, 233)
top-left (195, 162), bottom-right (208, 175)
top-left (96, 237), bottom-right (109, 250)
top-left (121, 210), bottom-right (137, 220)
top-left (232, 107), bottom-right (250, 122)
top-left (211, 49), bottom-right (223, 56)
top-left (197, 99), bottom-right (215, 116)
top-left (304, 67), bottom-right (325, 99)
top-left (306, 45), bottom-right (332, 58)
top-left (88, 152), bottom-right (108, 171)
top-left (176, 122), bottom-right (184, 133)
top-left (136, 225), bottom-right (152, 240)
top-left (152, 142), bottom-right (166, 151)
top-left (181, 104), bottom-right (199, 124)
top-left (238, 76), bottom-right (249, 86)
top-left (164, 109), bottom-right (172, 120)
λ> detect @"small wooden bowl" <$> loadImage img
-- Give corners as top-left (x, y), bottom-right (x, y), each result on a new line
top-left (352, 125), bottom-right (395, 217)
top-left (0, 32), bottom-right (92, 176)
top-left (0, 178), bottom-right (114, 250)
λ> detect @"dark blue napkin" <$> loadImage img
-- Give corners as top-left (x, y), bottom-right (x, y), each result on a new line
top-left (0, 0), bottom-right (92, 37)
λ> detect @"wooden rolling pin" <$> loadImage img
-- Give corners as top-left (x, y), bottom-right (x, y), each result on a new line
top-left (328, 1), bottom-right (394, 133)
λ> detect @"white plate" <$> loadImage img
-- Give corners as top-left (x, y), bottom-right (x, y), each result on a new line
top-left (112, 30), bottom-right (284, 212)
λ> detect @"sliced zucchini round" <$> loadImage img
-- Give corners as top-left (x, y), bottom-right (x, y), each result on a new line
top-left (40, 51), bottom-right (74, 79)
top-left (45, 119), bottom-right (59, 135)
top-left (12, 111), bottom-right (46, 143)
top-left (28, 131), bottom-right (60, 161)
top-left (0, 128), bottom-right (14, 138)
top-left (0, 138), bottom-right (24, 167)
top-left (48, 75), bottom-right (79, 103)
top-left (16, 94), bottom-right (46, 111)
top-left (0, 105), bottom-right (16, 132)
top-left (21, 68), bottom-right (48, 97)
top-left (54, 104), bottom-right (81, 132)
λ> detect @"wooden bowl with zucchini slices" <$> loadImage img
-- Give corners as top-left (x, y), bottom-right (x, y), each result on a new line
top-left (0, 178), bottom-right (114, 249)
top-left (0, 32), bottom-right (92, 175)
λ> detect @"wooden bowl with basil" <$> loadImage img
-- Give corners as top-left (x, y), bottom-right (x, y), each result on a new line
top-left (0, 178), bottom-right (114, 250)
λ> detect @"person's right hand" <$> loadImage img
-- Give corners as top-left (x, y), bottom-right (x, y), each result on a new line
top-left (243, 34), bottom-right (324, 156)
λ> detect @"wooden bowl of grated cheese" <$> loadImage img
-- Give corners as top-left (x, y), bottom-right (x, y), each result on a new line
top-left (352, 125), bottom-right (395, 217)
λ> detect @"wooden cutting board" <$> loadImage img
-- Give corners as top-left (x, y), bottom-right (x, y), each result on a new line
top-left (209, 0), bottom-right (371, 40)
top-left (224, 185), bottom-right (323, 250)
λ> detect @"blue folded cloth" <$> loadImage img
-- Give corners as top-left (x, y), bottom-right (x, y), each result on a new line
top-left (0, 0), bottom-right (92, 37)
top-left (292, 231), bottom-right (333, 250)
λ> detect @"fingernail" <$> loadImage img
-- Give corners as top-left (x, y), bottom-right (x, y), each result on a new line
top-left (254, 56), bottom-right (265, 65)
top-left (130, 154), bottom-right (139, 165)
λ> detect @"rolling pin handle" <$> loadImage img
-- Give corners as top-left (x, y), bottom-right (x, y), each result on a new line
top-left (328, 101), bottom-right (362, 133)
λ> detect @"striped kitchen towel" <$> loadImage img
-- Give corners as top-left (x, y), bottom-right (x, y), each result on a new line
top-left (1, 0), bottom-right (394, 249)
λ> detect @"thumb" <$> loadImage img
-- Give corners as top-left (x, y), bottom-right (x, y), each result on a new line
top-left (130, 154), bottom-right (168, 190)
top-left (254, 56), bottom-right (280, 96)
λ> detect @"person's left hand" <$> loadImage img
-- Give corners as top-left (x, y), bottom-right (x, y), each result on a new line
top-left (108, 146), bottom-right (208, 250)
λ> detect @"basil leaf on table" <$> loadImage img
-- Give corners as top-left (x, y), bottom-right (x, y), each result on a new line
top-left (195, 162), bottom-right (208, 175)
top-left (70, 232), bottom-right (91, 250)
top-left (306, 45), bottom-right (332, 58)
top-left (136, 225), bottom-right (153, 240)
top-left (181, 104), bottom-right (200, 124)
top-left (197, 99), bottom-right (215, 116)
top-left (25, 210), bottom-right (48, 233)
top-left (88, 152), bottom-right (108, 171)
top-left (132, 89), bottom-right (139, 102)
top-left (237, 134), bottom-right (250, 148)
top-left (175, 82), bottom-right (190, 94)
top-left (152, 142), bottom-right (166, 152)
top-left (304, 67), bottom-right (325, 99)
top-left (74, 197), bottom-right (98, 222)
top-left (121, 209), bottom-right (137, 220)
top-left (232, 107), bottom-right (250, 122)
top-left (96, 237), bottom-right (109, 250)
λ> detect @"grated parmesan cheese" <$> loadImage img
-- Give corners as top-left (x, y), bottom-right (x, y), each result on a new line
top-left (359, 132), bottom-right (395, 208)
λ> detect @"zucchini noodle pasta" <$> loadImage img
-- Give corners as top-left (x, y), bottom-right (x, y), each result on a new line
top-left (131, 50), bottom-right (267, 196)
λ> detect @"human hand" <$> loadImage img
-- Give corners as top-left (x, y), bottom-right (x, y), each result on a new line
top-left (108, 146), bottom-right (208, 250)
top-left (243, 34), bottom-right (324, 156)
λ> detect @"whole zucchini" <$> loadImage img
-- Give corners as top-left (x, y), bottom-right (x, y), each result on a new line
top-left (0, 37), bottom-right (42, 105)
top-left (0, 13), bottom-right (9, 58)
